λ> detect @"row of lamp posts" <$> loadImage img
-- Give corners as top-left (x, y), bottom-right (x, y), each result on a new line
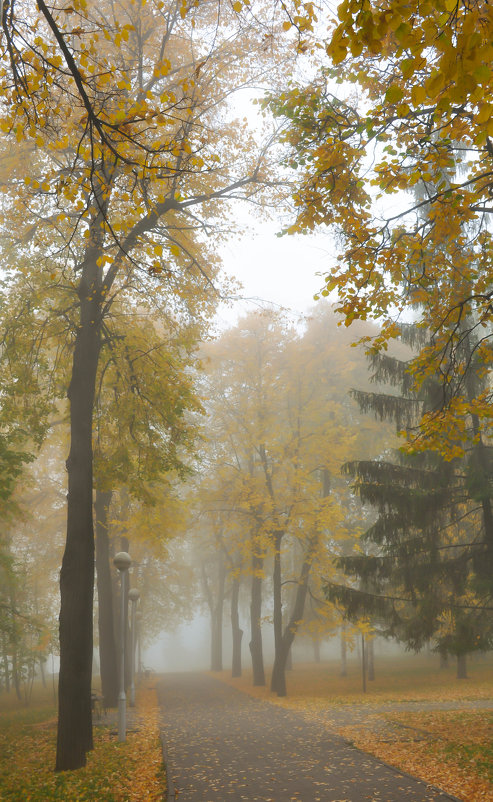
top-left (113, 551), bottom-right (140, 742)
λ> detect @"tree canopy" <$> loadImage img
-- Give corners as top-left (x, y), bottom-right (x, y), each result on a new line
top-left (268, 0), bottom-right (493, 458)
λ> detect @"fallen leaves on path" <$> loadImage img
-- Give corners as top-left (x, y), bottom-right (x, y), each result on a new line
top-left (216, 658), bottom-right (493, 802)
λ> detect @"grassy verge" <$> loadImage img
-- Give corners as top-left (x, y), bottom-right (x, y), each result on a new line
top-left (216, 654), bottom-right (493, 802)
top-left (218, 653), bottom-right (493, 705)
top-left (0, 682), bottom-right (165, 801)
top-left (339, 710), bottom-right (493, 802)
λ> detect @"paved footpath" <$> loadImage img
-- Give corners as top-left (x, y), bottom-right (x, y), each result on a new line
top-left (157, 673), bottom-right (460, 802)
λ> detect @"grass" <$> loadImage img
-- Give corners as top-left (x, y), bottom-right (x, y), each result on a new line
top-left (0, 681), bottom-right (165, 801)
top-left (338, 709), bottom-right (493, 802)
top-left (217, 651), bottom-right (493, 704)
top-left (216, 651), bottom-right (493, 802)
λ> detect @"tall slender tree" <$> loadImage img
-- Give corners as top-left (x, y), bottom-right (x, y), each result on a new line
top-left (1, 0), bottom-right (294, 768)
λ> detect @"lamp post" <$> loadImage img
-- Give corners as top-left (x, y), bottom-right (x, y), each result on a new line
top-left (128, 587), bottom-right (140, 707)
top-left (113, 551), bottom-right (131, 742)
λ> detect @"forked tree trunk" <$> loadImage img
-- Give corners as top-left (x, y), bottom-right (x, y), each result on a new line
top-left (270, 537), bottom-right (315, 697)
top-left (56, 255), bottom-right (102, 771)
top-left (95, 489), bottom-right (118, 708)
top-left (249, 553), bottom-right (265, 686)
top-left (231, 575), bottom-right (243, 678)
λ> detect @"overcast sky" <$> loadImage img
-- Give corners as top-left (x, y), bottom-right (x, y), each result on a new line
top-left (214, 222), bottom-right (335, 331)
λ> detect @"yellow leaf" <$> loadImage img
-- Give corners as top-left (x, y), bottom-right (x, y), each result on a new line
top-left (385, 84), bottom-right (404, 104)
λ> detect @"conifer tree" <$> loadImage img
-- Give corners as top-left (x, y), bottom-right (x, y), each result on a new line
top-left (326, 325), bottom-right (493, 669)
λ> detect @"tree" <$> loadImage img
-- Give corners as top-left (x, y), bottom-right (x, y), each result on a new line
top-left (326, 325), bottom-right (493, 673)
top-left (268, 0), bottom-right (493, 459)
top-left (196, 305), bottom-right (389, 695)
top-left (1, 0), bottom-right (294, 769)
top-left (0, 251), bottom-right (208, 717)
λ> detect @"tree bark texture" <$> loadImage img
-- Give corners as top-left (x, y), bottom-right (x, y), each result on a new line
top-left (230, 575), bottom-right (243, 678)
top-left (95, 489), bottom-right (118, 708)
top-left (56, 255), bottom-right (101, 771)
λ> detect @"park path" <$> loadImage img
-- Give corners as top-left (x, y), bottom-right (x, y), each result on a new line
top-left (157, 672), bottom-right (460, 802)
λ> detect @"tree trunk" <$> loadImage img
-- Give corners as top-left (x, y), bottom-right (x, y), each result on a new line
top-left (2, 631), bottom-right (10, 694)
top-left (202, 555), bottom-right (226, 673)
top-left (361, 634), bottom-right (367, 693)
top-left (11, 646), bottom-right (21, 701)
top-left (8, 584), bottom-right (21, 701)
top-left (211, 557), bottom-right (225, 672)
top-left (270, 641), bottom-right (289, 696)
top-left (270, 537), bottom-right (315, 697)
top-left (340, 625), bottom-right (347, 677)
top-left (270, 532), bottom-right (283, 693)
top-left (249, 553), bottom-right (265, 686)
top-left (457, 653), bottom-right (468, 679)
top-left (439, 651), bottom-right (449, 669)
top-left (39, 658), bottom-right (47, 688)
top-left (95, 489), bottom-right (118, 708)
top-left (56, 252), bottom-right (102, 771)
top-left (367, 638), bottom-right (375, 681)
top-left (231, 575), bottom-right (243, 678)
top-left (210, 616), bottom-right (222, 672)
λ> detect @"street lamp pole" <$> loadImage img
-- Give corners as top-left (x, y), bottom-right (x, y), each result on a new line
top-left (128, 588), bottom-right (140, 707)
top-left (113, 551), bottom-right (131, 742)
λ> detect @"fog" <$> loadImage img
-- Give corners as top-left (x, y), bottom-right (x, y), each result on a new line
top-left (142, 619), bottom-right (409, 675)
top-left (145, 616), bottom-right (211, 673)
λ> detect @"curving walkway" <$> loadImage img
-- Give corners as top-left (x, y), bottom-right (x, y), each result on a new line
top-left (157, 672), bottom-right (460, 802)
